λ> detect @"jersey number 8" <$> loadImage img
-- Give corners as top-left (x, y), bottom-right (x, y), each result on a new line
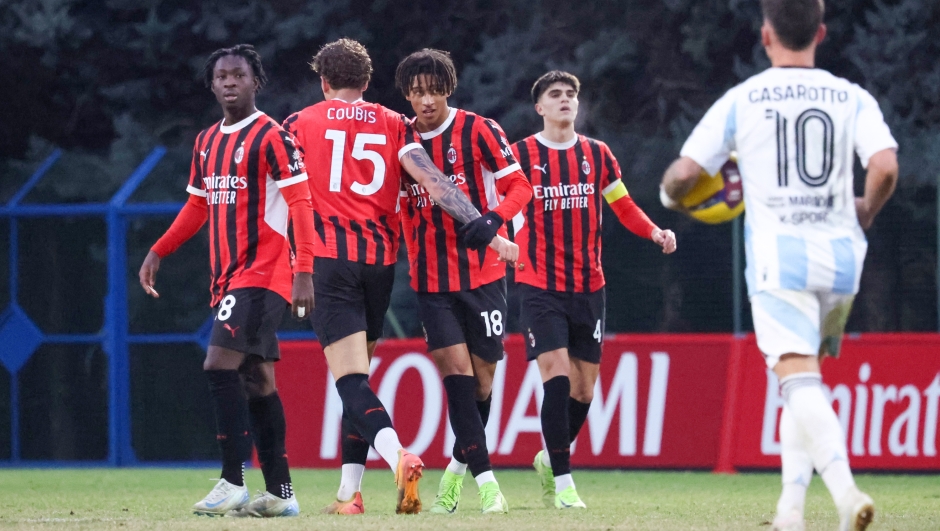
top-left (324, 130), bottom-right (387, 196)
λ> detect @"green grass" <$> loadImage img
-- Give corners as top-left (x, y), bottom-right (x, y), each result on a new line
top-left (0, 469), bottom-right (937, 530)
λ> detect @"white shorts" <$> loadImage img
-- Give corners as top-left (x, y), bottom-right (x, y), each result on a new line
top-left (750, 289), bottom-right (855, 369)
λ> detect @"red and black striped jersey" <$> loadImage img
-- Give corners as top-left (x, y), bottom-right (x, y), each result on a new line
top-left (187, 111), bottom-right (309, 306)
top-left (283, 99), bottom-right (421, 265)
top-left (401, 108), bottom-right (525, 293)
top-left (511, 133), bottom-right (622, 293)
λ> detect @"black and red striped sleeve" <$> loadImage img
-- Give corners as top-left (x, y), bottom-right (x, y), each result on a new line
top-left (393, 113), bottom-right (423, 161)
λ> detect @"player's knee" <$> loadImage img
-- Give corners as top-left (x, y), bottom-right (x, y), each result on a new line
top-left (570, 385), bottom-right (593, 403)
top-left (475, 380), bottom-right (492, 401)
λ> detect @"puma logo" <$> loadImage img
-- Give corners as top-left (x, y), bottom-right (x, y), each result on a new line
top-left (200, 149), bottom-right (209, 159)
top-left (533, 164), bottom-right (548, 173)
top-left (222, 323), bottom-right (239, 338)
top-left (364, 407), bottom-right (385, 415)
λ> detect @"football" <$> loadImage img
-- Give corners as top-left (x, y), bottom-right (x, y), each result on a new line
top-left (680, 156), bottom-right (744, 224)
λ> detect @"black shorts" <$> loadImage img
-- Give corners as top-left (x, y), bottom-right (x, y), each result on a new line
top-left (519, 283), bottom-right (606, 364)
top-left (209, 287), bottom-right (288, 361)
top-left (417, 279), bottom-right (507, 363)
top-left (310, 257), bottom-right (396, 348)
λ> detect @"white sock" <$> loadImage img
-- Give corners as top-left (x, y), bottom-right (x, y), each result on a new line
top-left (777, 405), bottom-right (812, 516)
top-left (373, 427), bottom-right (402, 472)
top-left (554, 473), bottom-right (574, 493)
top-left (474, 470), bottom-right (496, 487)
top-left (782, 373), bottom-right (855, 505)
top-left (541, 449), bottom-right (551, 467)
top-left (337, 463), bottom-right (365, 501)
top-left (446, 457), bottom-right (468, 476)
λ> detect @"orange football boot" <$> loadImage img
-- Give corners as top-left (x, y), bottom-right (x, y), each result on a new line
top-left (321, 491), bottom-right (365, 515)
top-left (395, 450), bottom-right (424, 514)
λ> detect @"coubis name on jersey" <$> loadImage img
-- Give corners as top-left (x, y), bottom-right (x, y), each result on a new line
top-left (534, 182), bottom-right (595, 212)
top-left (748, 84), bottom-right (849, 104)
top-left (326, 106), bottom-right (377, 123)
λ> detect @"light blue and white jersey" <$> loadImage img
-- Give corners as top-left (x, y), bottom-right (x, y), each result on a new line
top-left (681, 67), bottom-right (897, 296)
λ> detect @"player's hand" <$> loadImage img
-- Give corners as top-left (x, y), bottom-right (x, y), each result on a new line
top-left (652, 228), bottom-right (677, 254)
top-left (291, 272), bottom-right (314, 320)
top-left (139, 250), bottom-right (161, 298)
top-left (489, 235), bottom-right (518, 266)
top-left (457, 211), bottom-right (503, 250)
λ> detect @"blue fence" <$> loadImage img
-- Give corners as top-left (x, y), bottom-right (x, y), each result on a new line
top-left (0, 147), bottom-right (315, 466)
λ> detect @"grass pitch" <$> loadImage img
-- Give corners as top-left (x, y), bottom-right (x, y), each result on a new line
top-left (0, 468), bottom-right (937, 530)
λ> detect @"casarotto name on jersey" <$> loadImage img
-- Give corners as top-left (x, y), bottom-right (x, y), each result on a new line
top-left (326, 106), bottom-right (377, 123)
top-left (748, 84), bottom-right (849, 104)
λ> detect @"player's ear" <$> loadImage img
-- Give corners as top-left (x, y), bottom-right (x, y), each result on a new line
top-left (320, 77), bottom-right (330, 95)
top-left (815, 24), bottom-right (827, 45)
top-left (534, 103), bottom-right (544, 117)
top-left (760, 20), bottom-right (772, 48)
top-left (362, 81), bottom-right (369, 92)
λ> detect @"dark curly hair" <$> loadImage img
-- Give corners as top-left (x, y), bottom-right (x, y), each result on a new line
top-left (761, 0), bottom-right (825, 51)
top-left (531, 70), bottom-right (580, 103)
top-left (310, 38), bottom-right (373, 90)
top-left (395, 49), bottom-right (457, 97)
top-left (202, 44), bottom-right (267, 92)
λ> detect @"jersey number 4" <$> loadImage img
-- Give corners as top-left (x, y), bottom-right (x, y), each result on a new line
top-left (324, 130), bottom-right (387, 196)
top-left (768, 108), bottom-right (834, 188)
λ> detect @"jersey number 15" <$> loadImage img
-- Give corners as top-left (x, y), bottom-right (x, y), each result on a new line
top-left (324, 130), bottom-right (387, 196)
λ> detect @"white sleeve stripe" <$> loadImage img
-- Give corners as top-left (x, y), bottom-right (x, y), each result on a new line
top-left (276, 173), bottom-right (308, 188)
top-left (601, 179), bottom-right (622, 196)
top-left (493, 162), bottom-right (521, 180)
top-left (186, 185), bottom-right (207, 197)
top-left (398, 142), bottom-right (422, 160)
top-left (400, 191), bottom-right (409, 197)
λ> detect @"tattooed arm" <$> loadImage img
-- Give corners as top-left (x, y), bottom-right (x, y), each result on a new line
top-left (400, 147), bottom-right (481, 224)
top-left (400, 147), bottom-right (517, 261)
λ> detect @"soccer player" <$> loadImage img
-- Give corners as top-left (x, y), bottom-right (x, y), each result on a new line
top-left (659, 1), bottom-right (898, 529)
top-left (282, 39), bottom-right (510, 515)
top-left (138, 44), bottom-right (315, 517)
top-left (513, 71), bottom-right (676, 510)
top-left (395, 48), bottom-right (533, 515)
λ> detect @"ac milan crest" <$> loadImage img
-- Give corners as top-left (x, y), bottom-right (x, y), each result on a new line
top-left (447, 146), bottom-right (458, 164)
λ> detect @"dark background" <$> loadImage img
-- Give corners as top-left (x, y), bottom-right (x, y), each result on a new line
top-left (0, 0), bottom-right (937, 460)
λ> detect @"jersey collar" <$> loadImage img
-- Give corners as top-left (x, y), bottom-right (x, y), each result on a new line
top-left (535, 132), bottom-right (578, 150)
top-left (419, 107), bottom-right (458, 140)
top-left (219, 110), bottom-right (264, 134)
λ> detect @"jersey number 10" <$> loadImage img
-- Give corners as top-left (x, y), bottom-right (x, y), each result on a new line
top-left (324, 130), bottom-right (387, 196)
top-left (767, 108), bottom-right (834, 188)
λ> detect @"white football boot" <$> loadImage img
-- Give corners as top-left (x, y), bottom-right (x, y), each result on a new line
top-left (192, 478), bottom-right (249, 516)
top-left (771, 508), bottom-right (805, 531)
top-left (228, 490), bottom-right (300, 517)
top-left (837, 487), bottom-right (874, 531)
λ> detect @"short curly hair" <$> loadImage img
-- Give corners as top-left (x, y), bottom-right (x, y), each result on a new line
top-left (310, 38), bottom-right (373, 90)
top-left (202, 44), bottom-right (267, 92)
top-left (395, 49), bottom-right (457, 97)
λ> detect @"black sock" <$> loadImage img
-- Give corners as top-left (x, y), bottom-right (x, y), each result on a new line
top-left (206, 370), bottom-right (252, 486)
top-left (541, 376), bottom-right (571, 477)
top-left (452, 394), bottom-right (492, 465)
top-left (568, 396), bottom-right (592, 443)
top-left (443, 375), bottom-right (491, 477)
top-left (248, 391), bottom-right (293, 499)
top-left (342, 408), bottom-right (370, 466)
top-left (334, 373), bottom-right (393, 446)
